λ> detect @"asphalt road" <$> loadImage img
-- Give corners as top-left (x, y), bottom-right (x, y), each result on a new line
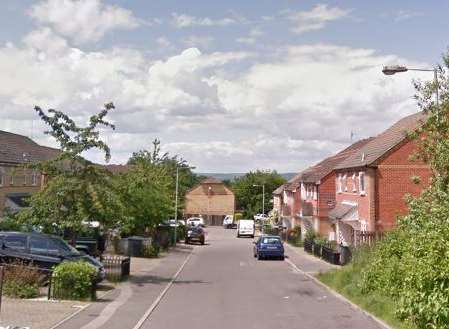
top-left (139, 227), bottom-right (383, 329)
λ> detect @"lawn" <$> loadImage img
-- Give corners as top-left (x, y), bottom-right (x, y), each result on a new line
top-left (316, 257), bottom-right (415, 329)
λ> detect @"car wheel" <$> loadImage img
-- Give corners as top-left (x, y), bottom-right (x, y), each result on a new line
top-left (237, 234), bottom-right (240, 238)
top-left (257, 253), bottom-right (263, 260)
top-left (185, 239), bottom-right (189, 244)
top-left (280, 256), bottom-right (285, 261)
top-left (200, 238), bottom-right (205, 245)
top-left (250, 235), bottom-right (254, 239)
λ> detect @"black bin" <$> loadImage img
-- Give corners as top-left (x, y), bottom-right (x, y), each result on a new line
top-left (127, 236), bottom-right (144, 257)
top-left (339, 245), bottom-right (352, 265)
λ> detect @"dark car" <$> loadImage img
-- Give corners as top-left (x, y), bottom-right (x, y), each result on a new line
top-left (0, 232), bottom-right (105, 282)
top-left (185, 226), bottom-right (205, 245)
top-left (253, 235), bottom-right (284, 260)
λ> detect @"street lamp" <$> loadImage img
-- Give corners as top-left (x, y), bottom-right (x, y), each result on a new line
top-left (382, 65), bottom-right (439, 107)
top-left (207, 186), bottom-right (212, 226)
top-left (174, 165), bottom-right (194, 245)
top-left (253, 184), bottom-right (265, 234)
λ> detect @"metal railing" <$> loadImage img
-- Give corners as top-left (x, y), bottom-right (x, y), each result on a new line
top-left (100, 255), bottom-right (131, 282)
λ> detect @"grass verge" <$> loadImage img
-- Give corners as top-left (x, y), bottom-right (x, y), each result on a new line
top-left (316, 261), bottom-right (415, 329)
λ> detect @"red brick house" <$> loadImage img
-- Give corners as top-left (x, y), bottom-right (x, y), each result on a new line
top-left (0, 130), bottom-right (59, 216)
top-left (297, 138), bottom-right (373, 239)
top-left (330, 112), bottom-right (430, 245)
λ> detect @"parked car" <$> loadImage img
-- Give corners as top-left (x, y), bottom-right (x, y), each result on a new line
top-left (186, 217), bottom-right (205, 227)
top-left (168, 219), bottom-right (186, 227)
top-left (254, 214), bottom-right (268, 221)
top-left (0, 232), bottom-right (105, 282)
top-left (237, 219), bottom-right (255, 238)
top-left (253, 235), bottom-right (284, 260)
top-left (223, 215), bottom-right (234, 229)
top-left (185, 226), bottom-right (205, 245)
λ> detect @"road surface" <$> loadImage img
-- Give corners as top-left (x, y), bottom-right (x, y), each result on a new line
top-left (58, 227), bottom-right (383, 329)
top-left (140, 228), bottom-right (382, 329)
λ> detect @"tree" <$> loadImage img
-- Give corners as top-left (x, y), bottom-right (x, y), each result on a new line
top-left (128, 139), bottom-right (200, 219)
top-left (115, 160), bottom-right (172, 236)
top-left (360, 53), bottom-right (449, 327)
top-left (232, 170), bottom-right (286, 218)
top-left (18, 103), bottom-right (123, 242)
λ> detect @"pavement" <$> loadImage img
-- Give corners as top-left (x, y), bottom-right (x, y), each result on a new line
top-left (52, 227), bottom-right (385, 329)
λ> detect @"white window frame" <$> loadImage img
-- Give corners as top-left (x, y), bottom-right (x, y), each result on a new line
top-left (0, 168), bottom-right (4, 187)
top-left (313, 186), bottom-right (317, 200)
top-left (31, 171), bottom-right (38, 186)
top-left (9, 173), bottom-right (14, 186)
top-left (352, 173), bottom-right (357, 192)
top-left (359, 172), bottom-right (366, 195)
top-left (337, 174), bottom-right (342, 193)
top-left (343, 174), bottom-right (347, 192)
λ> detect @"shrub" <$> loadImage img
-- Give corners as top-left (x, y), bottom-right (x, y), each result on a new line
top-left (234, 213), bottom-right (243, 221)
top-left (304, 229), bottom-right (317, 242)
top-left (2, 263), bottom-right (42, 298)
top-left (52, 261), bottom-right (97, 300)
top-left (143, 244), bottom-right (160, 258)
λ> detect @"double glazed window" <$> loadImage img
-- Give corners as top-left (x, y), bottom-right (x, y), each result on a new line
top-left (359, 172), bottom-right (366, 194)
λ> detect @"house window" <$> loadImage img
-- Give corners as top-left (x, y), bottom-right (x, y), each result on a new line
top-left (9, 174), bottom-right (14, 186)
top-left (359, 172), bottom-right (366, 195)
top-left (352, 173), bottom-right (357, 192)
top-left (343, 174), bottom-right (347, 192)
top-left (31, 172), bottom-right (38, 186)
top-left (313, 186), bottom-right (317, 200)
top-left (337, 174), bottom-right (342, 193)
top-left (0, 168), bottom-right (4, 187)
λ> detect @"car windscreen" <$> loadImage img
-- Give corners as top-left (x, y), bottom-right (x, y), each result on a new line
top-left (49, 238), bottom-right (80, 256)
top-left (262, 237), bottom-right (281, 244)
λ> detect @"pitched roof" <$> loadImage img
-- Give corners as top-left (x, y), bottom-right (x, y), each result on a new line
top-left (104, 164), bottom-right (130, 174)
top-left (335, 112), bottom-right (426, 170)
top-left (328, 204), bottom-right (356, 220)
top-left (201, 177), bottom-right (223, 184)
top-left (300, 137), bottom-right (374, 184)
top-left (0, 130), bottom-right (59, 165)
top-left (272, 183), bottom-right (287, 195)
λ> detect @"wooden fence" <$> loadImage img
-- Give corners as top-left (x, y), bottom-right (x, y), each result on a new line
top-left (354, 231), bottom-right (384, 247)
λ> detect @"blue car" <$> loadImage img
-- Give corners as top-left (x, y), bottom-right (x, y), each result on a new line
top-left (253, 235), bottom-right (284, 260)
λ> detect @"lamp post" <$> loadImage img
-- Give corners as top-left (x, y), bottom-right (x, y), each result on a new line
top-left (253, 184), bottom-right (265, 234)
top-left (382, 65), bottom-right (439, 115)
top-left (207, 186), bottom-right (212, 225)
top-left (173, 165), bottom-right (194, 245)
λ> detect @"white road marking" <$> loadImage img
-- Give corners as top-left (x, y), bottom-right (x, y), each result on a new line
top-left (132, 250), bottom-right (194, 329)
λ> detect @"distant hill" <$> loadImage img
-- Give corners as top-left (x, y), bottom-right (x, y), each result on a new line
top-left (196, 172), bottom-right (296, 182)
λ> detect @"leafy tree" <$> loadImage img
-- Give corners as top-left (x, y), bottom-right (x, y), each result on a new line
top-left (128, 139), bottom-right (200, 219)
top-left (18, 103), bottom-right (123, 242)
top-left (115, 160), bottom-right (172, 236)
top-left (232, 170), bottom-right (286, 218)
top-left (360, 53), bottom-right (449, 327)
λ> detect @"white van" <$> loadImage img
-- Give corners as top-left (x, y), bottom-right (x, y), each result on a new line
top-left (223, 215), bottom-right (234, 229)
top-left (237, 219), bottom-right (255, 238)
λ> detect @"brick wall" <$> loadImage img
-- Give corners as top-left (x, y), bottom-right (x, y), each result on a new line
top-left (184, 184), bottom-right (235, 217)
top-left (0, 165), bottom-right (42, 216)
top-left (376, 139), bottom-right (430, 231)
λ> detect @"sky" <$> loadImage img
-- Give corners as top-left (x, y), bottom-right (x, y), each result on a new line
top-left (0, 0), bottom-right (447, 173)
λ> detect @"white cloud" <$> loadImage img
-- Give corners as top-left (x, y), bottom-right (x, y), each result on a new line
top-left (236, 37), bottom-right (256, 45)
top-left (171, 13), bottom-right (237, 28)
top-left (287, 4), bottom-right (351, 33)
top-left (183, 35), bottom-right (215, 49)
top-left (394, 10), bottom-right (424, 22)
top-left (29, 0), bottom-right (139, 44)
top-left (156, 37), bottom-right (172, 48)
top-left (0, 24), bottom-right (429, 172)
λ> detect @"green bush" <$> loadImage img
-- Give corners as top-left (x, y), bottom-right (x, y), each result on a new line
top-left (359, 187), bottom-right (449, 328)
top-left (304, 229), bottom-right (317, 242)
top-left (52, 261), bottom-right (97, 300)
top-left (3, 263), bottom-right (42, 298)
top-left (143, 244), bottom-right (160, 258)
top-left (234, 213), bottom-right (243, 221)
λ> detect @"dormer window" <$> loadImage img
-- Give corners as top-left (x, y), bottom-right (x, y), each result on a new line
top-left (352, 173), bottom-right (357, 192)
